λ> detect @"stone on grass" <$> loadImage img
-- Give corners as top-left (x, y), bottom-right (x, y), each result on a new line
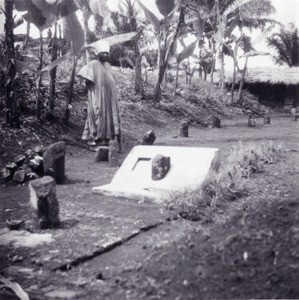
top-left (212, 116), bottom-right (221, 128)
top-left (29, 176), bottom-right (60, 229)
top-left (179, 121), bottom-right (189, 137)
top-left (152, 154), bottom-right (171, 181)
top-left (291, 108), bottom-right (297, 121)
top-left (142, 130), bottom-right (156, 145)
top-left (263, 115), bottom-right (271, 124)
top-left (248, 117), bottom-right (256, 127)
top-left (109, 140), bottom-right (119, 167)
top-left (43, 141), bottom-right (66, 184)
top-left (95, 146), bottom-right (109, 162)
top-left (13, 170), bottom-right (26, 183)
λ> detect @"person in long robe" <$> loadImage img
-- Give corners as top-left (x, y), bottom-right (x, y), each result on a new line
top-left (77, 41), bottom-right (121, 149)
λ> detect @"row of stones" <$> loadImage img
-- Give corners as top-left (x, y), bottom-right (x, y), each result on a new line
top-left (0, 142), bottom-right (66, 185)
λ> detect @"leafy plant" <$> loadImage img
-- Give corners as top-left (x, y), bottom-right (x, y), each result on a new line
top-left (167, 141), bottom-right (284, 222)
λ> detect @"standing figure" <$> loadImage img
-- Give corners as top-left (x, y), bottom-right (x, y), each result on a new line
top-left (78, 41), bottom-right (121, 149)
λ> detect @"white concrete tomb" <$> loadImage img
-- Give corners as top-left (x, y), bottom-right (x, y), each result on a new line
top-left (92, 145), bottom-right (219, 203)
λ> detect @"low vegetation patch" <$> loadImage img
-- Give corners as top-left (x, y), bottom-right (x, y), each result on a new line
top-left (168, 141), bottom-right (285, 222)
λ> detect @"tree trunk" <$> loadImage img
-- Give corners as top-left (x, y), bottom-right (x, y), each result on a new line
top-left (4, 0), bottom-right (19, 127)
top-left (231, 57), bottom-right (237, 103)
top-left (49, 21), bottom-right (58, 113)
top-left (134, 41), bottom-right (145, 97)
top-left (210, 40), bottom-right (216, 83)
top-left (219, 45), bottom-right (225, 91)
top-left (154, 8), bottom-right (185, 102)
top-left (174, 61), bottom-right (180, 95)
top-left (24, 21), bottom-right (30, 49)
top-left (237, 57), bottom-right (248, 106)
top-left (36, 31), bottom-right (44, 120)
top-left (64, 56), bottom-right (78, 124)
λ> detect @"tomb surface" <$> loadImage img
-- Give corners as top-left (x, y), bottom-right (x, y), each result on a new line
top-left (93, 145), bottom-right (219, 203)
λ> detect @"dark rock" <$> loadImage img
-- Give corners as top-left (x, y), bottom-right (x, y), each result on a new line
top-left (14, 154), bottom-right (26, 166)
top-left (5, 162), bottom-right (18, 172)
top-left (248, 117), bottom-right (256, 127)
top-left (95, 146), bottom-right (109, 162)
top-left (0, 167), bottom-right (12, 183)
top-left (263, 115), bottom-right (271, 124)
top-left (6, 219), bottom-right (24, 230)
top-left (179, 121), bottom-right (189, 137)
top-left (152, 154), bottom-right (171, 181)
top-left (29, 176), bottom-right (60, 229)
top-left (212, 116), bottom-right (221, 128)
top-left (142, 130), bottom-right (156, 145)
top-left (109, 140), bottom-right (119, 167)
top-left (43, 142), bottom-right (66, 184)
top-left (25, 149), bottom-right (34, 158)
top-left (13, 170), bottom-right (26, 183)
top-left (34, 146), bottom-right (43, 156)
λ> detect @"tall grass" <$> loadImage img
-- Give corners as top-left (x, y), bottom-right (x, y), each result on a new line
top-left (168, 141), bottom-right (284, 222)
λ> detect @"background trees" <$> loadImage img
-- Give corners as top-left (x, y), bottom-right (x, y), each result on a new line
top-left (267, 23), bottom-right (299, 67)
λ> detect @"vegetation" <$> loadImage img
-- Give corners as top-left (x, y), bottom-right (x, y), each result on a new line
top-left (0, 0), bottom-right (280, 128)
top-left (267, 23), bottom-right (299, 67)
top-left (168, 141), bottom-right (285, 222)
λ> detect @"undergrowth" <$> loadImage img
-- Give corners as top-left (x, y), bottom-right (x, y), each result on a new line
top-left (167, 141), bottom-right (285, 223)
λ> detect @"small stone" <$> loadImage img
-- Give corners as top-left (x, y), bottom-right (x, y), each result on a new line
top-left (212, 116), bottom-right (221, 128)
top-left (95, 146), bottom-right (109, 162)
top-left (13, 170), bottom-right (26, 183)
top-left (29, 176), bottom-right (60, 229)
top-left (142, 130), bottom-right (156, 145)
top-left (0, 167), bottom-right (12, 183)
top-left (109, 140), bottom-right (119, 167)
top-left (25, 149), bottom-right (34, 158)
top-left (179, 121), bottom-right (189, 137)
top-left (263, 115), bottom-right (271, 124)
top-left (43, 142), bottom-right (66, 184)
top-left (248, 117), bottom-right (256, 127)
top-left (14, 154), bottom-right (26, 166)
top-left (34, 146), bottom-right (43, 156)
top-left (5, 162), bottom-right (18, 172)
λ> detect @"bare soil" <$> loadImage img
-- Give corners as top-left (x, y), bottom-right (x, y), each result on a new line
top-left (0, 107), bottom-right (299, 300)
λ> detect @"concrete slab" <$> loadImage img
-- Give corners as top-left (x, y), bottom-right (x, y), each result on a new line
top-left (93, 146), bottom-right (219, 202)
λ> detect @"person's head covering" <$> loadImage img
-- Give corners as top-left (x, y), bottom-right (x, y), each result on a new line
top-left (95, 40), bottom-right (110, 54)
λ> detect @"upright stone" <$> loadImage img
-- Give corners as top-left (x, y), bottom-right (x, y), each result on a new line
top-left (152, 155), bottom-right (171, 181)
top-left (142, 130), bottom-right (156, 145)
top-left (179, 121), bottom-right (189, 137)
top-left (29, 176), bottom-right (60, 229)
top-left (248, 116), bottom-right (256, 127)
top-left (263, 115), bottom-right (271, 124)
top-left (95, 146), bottom-right (109, 162)
top-left (212, 116), bottom-right (221, 128)
top-left (43, 141), bottom-right (66, 184)
top-left (291, 108), bottom-right (297, 121)
top-left (109, 140), bottom-right (119, 167)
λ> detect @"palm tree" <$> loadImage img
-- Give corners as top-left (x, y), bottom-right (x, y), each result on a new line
top-left (267, 23), bottom-right (299, 67)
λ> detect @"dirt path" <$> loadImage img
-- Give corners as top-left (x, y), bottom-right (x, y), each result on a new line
top-left (0, 114), bottom-right (298, 299)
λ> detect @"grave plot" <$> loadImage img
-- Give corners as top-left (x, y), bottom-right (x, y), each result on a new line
top-left (93, 145), bottom-right (219, 203)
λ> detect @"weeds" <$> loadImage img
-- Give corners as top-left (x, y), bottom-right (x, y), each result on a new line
top-left (168, 141), bottom-right (285, 222)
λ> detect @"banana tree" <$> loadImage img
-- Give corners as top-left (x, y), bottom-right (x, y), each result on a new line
top-left (174, 39), bottom-right (197, 94)
top-left (137, 0), bottom-right (184, 102)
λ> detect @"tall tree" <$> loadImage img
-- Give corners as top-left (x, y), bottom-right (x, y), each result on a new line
top-left (4, 0), bottom-right (19, 127)
top-left (267, 23), bottom-right (299, 67)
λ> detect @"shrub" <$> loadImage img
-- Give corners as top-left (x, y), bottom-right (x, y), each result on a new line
top-left (167, 141), bottom-right (284, 222)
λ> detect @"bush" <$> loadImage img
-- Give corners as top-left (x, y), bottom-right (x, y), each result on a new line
top-left (167, 141), bottom-right (284, 222)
